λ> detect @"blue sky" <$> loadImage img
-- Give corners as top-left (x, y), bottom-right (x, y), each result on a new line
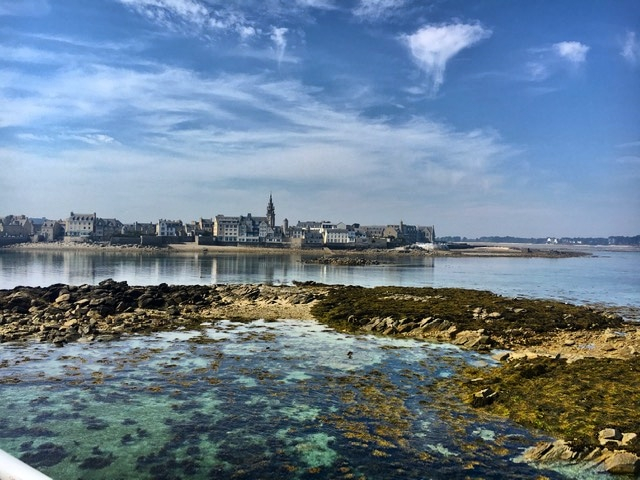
top-left (1, 0), bottom-right (638, 237)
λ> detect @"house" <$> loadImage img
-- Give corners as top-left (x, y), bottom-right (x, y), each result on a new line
top-left (157, 219), bottom-right (184, 237)
top-left (322, 228), bottom-right (356, 245)
top-left (95, 218), bottom-right (123, 241)
top-left (121, 222), bottom-right (156, 236)
top-left (65, 212), bottom-right (96, 240)
top-left (40, 220), bottom-right (64, 242)
top-left (358, 225), bottom-right (386, 238)
top-left (0, 215), bottom-right (34, 237)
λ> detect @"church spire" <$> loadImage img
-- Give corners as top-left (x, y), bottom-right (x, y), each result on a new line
top-left (266, 193), bottom-right (275, 228)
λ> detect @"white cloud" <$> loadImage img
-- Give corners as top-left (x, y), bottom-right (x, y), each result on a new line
top-left (270, 27), bottom-right (288, 65)
top-left (1, 50), bottom-right (516, 223)
top-left (294, 0), bottom-right (336, 9)
top-left (552, 41), bottom-right (589, 64)
top-left (621, 31), bottom-right (639, 66)
top-left (118, 0), bottom-right (209, 28)
top-left (353, 0), bottom-right (404, 21)
top-left (402, 23), bottom-right (492, 95)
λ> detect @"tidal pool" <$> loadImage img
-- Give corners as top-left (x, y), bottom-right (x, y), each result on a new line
top-left (0, 319), bottom-right (593, 479)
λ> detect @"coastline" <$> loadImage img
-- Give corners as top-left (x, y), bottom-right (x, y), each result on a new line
top-left (1, 240), bottom-right (594, 258)
top-left (0, 280), bottom-right (639, 475)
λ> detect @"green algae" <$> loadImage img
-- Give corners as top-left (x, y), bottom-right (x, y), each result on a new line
top-left (432, 355), bottom-right (640, 455)
top-left (311, 285), bottom-right (623, 346)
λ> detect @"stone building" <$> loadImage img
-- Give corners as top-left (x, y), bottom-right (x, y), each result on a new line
top-left (65, 212), bottom-right (96, 240)
top-left (40, 220), bottom-right (64, 241)
top-left (0, 215), bottom-right (33, 237)
top-left (214, 195), bottom-right (283, 244)
top-left (95, 218), bottom-right (123, 241)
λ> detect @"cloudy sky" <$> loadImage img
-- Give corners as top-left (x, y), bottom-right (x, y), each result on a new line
top-left (1, 0), bottom-right (638, 237)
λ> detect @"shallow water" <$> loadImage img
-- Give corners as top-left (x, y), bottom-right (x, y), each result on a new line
top-left (0, 319), bottom-right (594, 479)
top-left (0, 250), bottom-right (639, 313)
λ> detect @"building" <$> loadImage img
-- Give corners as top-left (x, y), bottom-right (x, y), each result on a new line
top-left (0, 215), bottom-right (34, 237)
top-left (214, 195), bottom-right (283, 244)
top-left (121, 222), bottom-right (157, 236)
top-left (157, 219), bottom-right (184, 237)
top-left (383, 221), bottom-right (435, 245)
top-left (65, 212), bottom-right (96, 240)
top-left (40, 220), bottom-right (64, 241)
top-left (322, 228), bottom-right (356, 245)
top-left (214, 215), bottom-right (240, 242)
top-left (266, 194), bottom-right (275, 228)
top-left (95, 218), bottom-right (123, 241)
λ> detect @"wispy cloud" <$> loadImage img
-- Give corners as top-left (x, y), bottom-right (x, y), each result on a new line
top-left (402, 23), bottom-right (492, 96)
top-left (270, 27), bottom-right (288, 65)
top-left (524, 40), bottom-right (589, 82)
top-left (552, 41), bottom-right (589, 64)
top-left (353, 0), bottom-right (405, 21)
top-left (621, 31), bottom-right (639, 66)
top-left (118, 0), bottom-right (209, 28)
top-left (1, 42), bottom-right (515, 222)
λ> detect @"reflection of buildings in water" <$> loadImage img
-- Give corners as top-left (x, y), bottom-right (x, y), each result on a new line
top-left (315, 257), bottom-right (435, 287)
top-left (206, 253), bottom-right (304, 285)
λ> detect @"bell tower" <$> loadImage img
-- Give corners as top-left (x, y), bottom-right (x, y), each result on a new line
top-left (266, 194), bottom-right (275, 228)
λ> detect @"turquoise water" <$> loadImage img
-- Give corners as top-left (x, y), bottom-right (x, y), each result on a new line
top-left (0, 319), bottom-right (583, 479)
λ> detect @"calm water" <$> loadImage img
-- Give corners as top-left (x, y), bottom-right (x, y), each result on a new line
top-left (1, 248), bottom-right (638, 479)
top-left (1, 249), bottom-right (639, 310)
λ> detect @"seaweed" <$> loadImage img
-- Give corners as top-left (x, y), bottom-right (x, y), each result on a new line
top-left (311, 285), bottom-right (623, 342)
top-left (435, 355), bottom-right (640, 455)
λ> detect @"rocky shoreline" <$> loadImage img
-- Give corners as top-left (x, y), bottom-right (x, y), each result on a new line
top-left (1, 281), bottom-right (638, 475)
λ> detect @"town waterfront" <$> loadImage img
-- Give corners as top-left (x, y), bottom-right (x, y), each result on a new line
top-left (0, 249), bottom-right (639, 479)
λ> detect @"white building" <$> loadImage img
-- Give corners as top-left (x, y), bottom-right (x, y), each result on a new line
top-left (157, 219), bottom-right (183, 237)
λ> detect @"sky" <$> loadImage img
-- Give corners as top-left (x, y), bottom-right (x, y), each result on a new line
top-left (1, 0), bottom-right (639, 237)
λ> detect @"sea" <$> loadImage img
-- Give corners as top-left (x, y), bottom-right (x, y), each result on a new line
top-left (0, 248), bottom-right (638, 479)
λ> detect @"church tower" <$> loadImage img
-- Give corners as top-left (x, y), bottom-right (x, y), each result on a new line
top-left (266, 194), bottom-right (275, 228)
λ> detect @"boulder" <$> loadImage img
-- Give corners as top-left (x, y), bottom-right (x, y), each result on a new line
top-left (598, 428), bottom-right (623, 446)
top-left (55, 293), bottom-right (72, 303)
top-left (523, 440), bottom-right (577, 462)
top-left (602, 451), bottom-right (640, 475)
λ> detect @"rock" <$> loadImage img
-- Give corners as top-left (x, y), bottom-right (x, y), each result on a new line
top-left (55, 293), bottom-right (72, 303)
top-left (470, 387), bottom-right (497, 407)
top-left (622, 432), bottom-right (638, 446)
top-left (492, 351), bottom-right (511, 362)
top-left (523, 440), bottom-right (577, 462)
top-left (452, 330), bottom-right (491, 349)
top-left (603, 451), bottom-right (640, 475)
top-left (599, 428), bottom-right (623, 446)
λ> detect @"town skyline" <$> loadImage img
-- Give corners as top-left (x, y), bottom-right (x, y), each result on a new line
top-left (1, 1), bottom-right (639, 237)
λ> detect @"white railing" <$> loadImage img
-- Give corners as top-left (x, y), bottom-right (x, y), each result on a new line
top-left (0, 449), bottom-right (52, 480)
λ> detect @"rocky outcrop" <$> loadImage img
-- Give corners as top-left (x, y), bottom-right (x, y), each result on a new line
top-left (0, 280), bottom-right (326, 345)
top-left (304, 255), bottom-right (381, 266)
top-left (524, 437), bottom-right (640, 476)
top-left (358, 315), bottom-right (495, 350)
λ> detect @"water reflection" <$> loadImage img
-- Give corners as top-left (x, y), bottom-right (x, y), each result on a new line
top-left (1, 250), bottom-right (638, 312)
